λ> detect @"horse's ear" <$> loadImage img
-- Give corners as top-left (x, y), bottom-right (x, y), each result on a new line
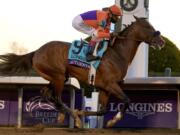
top-left (133, 15), bottom-right (139, 21)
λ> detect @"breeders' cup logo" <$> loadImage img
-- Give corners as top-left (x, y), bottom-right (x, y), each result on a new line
top-left (26, 96), bottom-right (57, 112)
top-left (25, 96), bottom-right (59, 124)
top-left (0, 100), bottom-right (5, 110)
top-left (109, 102), bottom-right (173, 119)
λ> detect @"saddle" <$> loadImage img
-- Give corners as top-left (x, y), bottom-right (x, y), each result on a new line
top-left (68, 39), bottom-right (108, 69)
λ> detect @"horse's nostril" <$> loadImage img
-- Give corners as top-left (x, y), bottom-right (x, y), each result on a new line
top-left (160, 39), bottom-right (165, 45)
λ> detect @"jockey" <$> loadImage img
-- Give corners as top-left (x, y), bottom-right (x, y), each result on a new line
top-left (72, 4), bottom-right (123, 61)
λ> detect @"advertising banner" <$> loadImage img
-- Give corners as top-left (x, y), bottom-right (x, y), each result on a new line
top-left (0, 90), bottom-right (18, 125)
top-left (0, 86), bottom-right (83, 127)
top-left (22, 87), bottom-right (83, 127)
top-left (104, 90), bottom-right (178, 128)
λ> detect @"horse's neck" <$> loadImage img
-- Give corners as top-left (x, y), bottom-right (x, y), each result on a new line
top-left (113, 38), bottom-right (141, 65)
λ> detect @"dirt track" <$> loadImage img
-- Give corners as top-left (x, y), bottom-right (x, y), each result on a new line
top-left (0, 127), bottom-right (180, 135)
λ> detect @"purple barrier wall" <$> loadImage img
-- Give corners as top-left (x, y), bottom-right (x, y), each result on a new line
top-left (104, 90), bottom-right (178, 128)
top-left (0, 86), bottom-right (83, 127)
top-left (0, 90), bottom-right (18, 125)
top-left (0, 87), bottom-right (178, 128)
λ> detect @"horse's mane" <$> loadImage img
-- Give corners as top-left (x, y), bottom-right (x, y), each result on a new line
top-left (118, 17), bottom-right (147, 36)
top-left (118, 23), bottom-right (133, 36)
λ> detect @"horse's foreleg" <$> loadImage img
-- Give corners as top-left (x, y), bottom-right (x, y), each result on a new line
top-left (39, 82), bottom-right (66, 123)
top-left (98, 90), bottom-right (109, 115)
top-left (106, 83), bottom-right (130, 128)
top-left (52, 77), bottom-right (82, 128)
top-left (55, 97), bottom-right (82, 128)
top-left (40, 81), bottom-right (82, 128)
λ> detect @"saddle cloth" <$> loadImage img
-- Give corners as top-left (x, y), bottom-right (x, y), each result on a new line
top-left (68, 40), bottom-right (108, 69)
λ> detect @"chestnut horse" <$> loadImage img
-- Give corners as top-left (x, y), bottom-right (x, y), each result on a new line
top-left (0, 17), bottom-right (165, 128)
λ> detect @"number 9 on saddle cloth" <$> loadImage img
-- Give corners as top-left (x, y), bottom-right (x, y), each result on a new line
top-left (68, 40), bottom-right (108, 70)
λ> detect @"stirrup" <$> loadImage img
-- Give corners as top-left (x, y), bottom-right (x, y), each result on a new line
top-left (86, 55), bottom-right (100, 62)
top-left (81, 38), bottom-right (89, 44)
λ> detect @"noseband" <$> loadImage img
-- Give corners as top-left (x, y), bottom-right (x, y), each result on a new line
top-left (153, 31), bottom-right (161, 37)
top-left (148, 30), bottom-right (161, 44)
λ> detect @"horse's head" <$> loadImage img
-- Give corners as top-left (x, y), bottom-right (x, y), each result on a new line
top-left (133, 16), bottom-right (165, 50)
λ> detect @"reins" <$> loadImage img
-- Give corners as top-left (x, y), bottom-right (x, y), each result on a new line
top-left (115, 35), bottom-right (143, 42)
top-left (109, 35), bottom-right (143, 46)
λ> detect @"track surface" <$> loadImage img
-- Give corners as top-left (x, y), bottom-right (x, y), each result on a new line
top-left (0, 127), bottom-right (180, 135)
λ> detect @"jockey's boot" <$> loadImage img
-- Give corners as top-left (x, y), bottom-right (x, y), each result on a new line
top-left (86, 45), bottom-right (100, 62)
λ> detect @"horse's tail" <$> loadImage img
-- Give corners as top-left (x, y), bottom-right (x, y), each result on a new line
top-left (0, 52), bottom-right (35, 75)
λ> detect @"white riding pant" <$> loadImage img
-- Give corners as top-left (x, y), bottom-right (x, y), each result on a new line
top-left (72, 15), bottom-right (96, 38)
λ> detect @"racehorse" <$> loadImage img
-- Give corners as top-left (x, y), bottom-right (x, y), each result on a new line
top-left (0, 16), bottom-right (165, 128)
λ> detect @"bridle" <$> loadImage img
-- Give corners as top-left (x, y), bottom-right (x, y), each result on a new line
top-left (114, 30), bottom-right (161, 43)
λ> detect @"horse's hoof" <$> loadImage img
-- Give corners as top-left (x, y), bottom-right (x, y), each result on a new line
top-left (73, 110), bottom-right (82, 128)
top-left (75, 117), bottom-right (82, 128)
top-left (106, 112), bottom-right (123, 127)
top-left (57, 113), bottom-right (65, 124)
top-left (106, 119), bottom-right (116, 128)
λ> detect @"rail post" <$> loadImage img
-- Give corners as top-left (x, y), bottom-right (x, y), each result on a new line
top-left (17, 87), bottom-right (23, 128)
top-left (178, 90), bottom-right (180, 129)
